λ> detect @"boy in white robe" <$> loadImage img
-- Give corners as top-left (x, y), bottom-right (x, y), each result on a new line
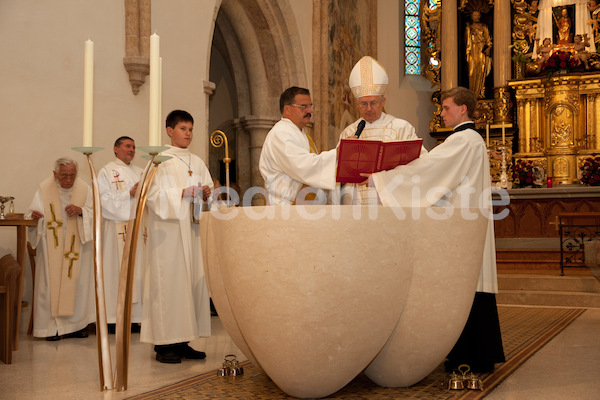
top-left (98, 136), bottom-right (144, 331)
top-left (144, 110), bottom-right (213, 363)
top-left (26, 158), bottom-right (95, 340)
top-left (364, 87), bottom-right (505, 373)
top-left (259, 86), bottom-right (337, 205)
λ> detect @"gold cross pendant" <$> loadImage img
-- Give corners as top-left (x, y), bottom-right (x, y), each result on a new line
top-left (188, 170), bottom-right (193, 176)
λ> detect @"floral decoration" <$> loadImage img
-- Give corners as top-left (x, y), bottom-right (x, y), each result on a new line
top-left (580, 155), bottom-right (600, 186)
top-left (511, 158), bottom-right (542, 188)
top-left (540, 50), bottom-right (580, 75)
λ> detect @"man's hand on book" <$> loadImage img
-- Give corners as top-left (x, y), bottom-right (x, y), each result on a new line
top-left (358, 173), bottom-right (372, 186)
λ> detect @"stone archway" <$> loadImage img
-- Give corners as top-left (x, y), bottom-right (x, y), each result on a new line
top-left (207, 0), bottom-right (308, 201)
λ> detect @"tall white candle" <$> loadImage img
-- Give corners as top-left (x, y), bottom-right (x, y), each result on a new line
top-left (158, 56), bottom-right (162, 143)
top-left (149, 33), bottom-right (160, 146)
top-left (502, 122), bottom-right (506, 144)
top-left (83, 39), bottom-right (94, 147)
top-left (486, 124), bottom-right (490, 147)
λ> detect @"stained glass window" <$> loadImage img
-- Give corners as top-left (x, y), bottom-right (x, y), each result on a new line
top-left (405, 0), bottom-right (439, 75)
top-left (404, 0), bottom-right (421, 75)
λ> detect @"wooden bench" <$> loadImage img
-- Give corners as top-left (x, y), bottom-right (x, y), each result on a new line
top-left (0, 254), bottom-right (21, 364)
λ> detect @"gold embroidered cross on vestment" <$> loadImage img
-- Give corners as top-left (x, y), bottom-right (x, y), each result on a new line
top-left (64, 234), bottom-right (80, 279)
top-left (46, 202), bottom-right (63, 248)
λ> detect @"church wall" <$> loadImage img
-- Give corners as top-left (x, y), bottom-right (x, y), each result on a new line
top-left (288, 1), bottom-right (314, 90)
top-left (0, 0), bottom-right (218, 306)
top-left (0, 0), bottom-right (436, 301)
top-left (377, 0), bottom-right (437, 150)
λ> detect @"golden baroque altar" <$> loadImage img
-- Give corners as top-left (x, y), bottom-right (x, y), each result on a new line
top-left (508, 73), bottom-right (600, 185)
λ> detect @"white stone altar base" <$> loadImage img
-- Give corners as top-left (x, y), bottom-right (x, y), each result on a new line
top-left (200, 205), bottom-right (487, 399)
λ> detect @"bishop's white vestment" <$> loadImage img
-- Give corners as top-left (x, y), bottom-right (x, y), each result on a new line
top-left (143, 145), bottom-right (213, 345)
top-left (98, 159), bottom-right (144, 324)
top-left (26, 177), bottom-right (95, 337)
top-left (259, 118), bottom-right (337, 205)
top-left (371, 123), bottom-right (497, 294)
top-left (337, 112), bottom-right (427, 205)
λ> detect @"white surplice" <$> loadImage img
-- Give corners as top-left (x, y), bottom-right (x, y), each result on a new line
top-left (98, 159), bottom-right (144, 324)
top-left (337, 113), bottom-right (427, 205)
top-left (142, 145), bottom-right (213, 345)
top-left (371, 123), bottom-right (498, 294)
top-left (259, 118), bottom-right (337, 205)
top-left (26, 178), bottom-right (96, 337)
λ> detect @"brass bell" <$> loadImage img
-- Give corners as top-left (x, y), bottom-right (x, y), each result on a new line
top-left (217, 367), bottom-right (229, 377)
top-left (448, 371), bottom-right (465, 390)
top-left (465, 372), bottom-right (483, 390)
top-left (230, 358), bottom-right (244, 376)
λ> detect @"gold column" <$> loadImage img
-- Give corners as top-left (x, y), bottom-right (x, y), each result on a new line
top-left (588, 95), bottom-right (600, 149)
top-left (493, 0), bottom-right (512, 87)
top-left (516, 99), bottom-right (526, 153)
top-left (524, 101), bottom-right (531, 153)
top-left (441, 0), bottom-right (457, 91)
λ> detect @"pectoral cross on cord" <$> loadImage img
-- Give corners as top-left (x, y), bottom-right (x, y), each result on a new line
top-left (173, 154), bottom-right (193, 176)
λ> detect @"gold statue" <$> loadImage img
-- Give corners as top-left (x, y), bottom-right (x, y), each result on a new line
top-left (466, 10), bottom-right (492, 98)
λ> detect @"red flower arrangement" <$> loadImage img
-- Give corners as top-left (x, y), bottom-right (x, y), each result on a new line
top-left (580, 155), bottom-right (600, 186)
top-left (540, 50), bottom-right (580, 75)
top-left (511, 159), bottom-right (542, 188)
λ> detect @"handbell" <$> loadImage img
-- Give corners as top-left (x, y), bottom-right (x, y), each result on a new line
top-left (217, 367), bottom-right (229, 377)
top-left (448, 372), bottom-right (465, 390)
top-left (465, 373), bottom-right (483, 390)
top-left (230, 358), bottom-right (244, 376)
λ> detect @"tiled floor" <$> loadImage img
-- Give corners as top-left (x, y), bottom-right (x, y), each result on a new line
top-left (1, 309), bottom-right (599, 400)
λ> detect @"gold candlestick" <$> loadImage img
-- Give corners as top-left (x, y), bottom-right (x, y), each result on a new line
top-left (72, 146), bottom-right (113, 390)
top-left (115, 146), bottom-right (169, 391)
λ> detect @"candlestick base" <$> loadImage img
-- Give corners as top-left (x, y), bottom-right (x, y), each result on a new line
top-left (72, 146), bottom-right (104, 154)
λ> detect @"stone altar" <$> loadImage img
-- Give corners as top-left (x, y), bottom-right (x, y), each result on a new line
top-left (200, 205), bottom-right (488, 398)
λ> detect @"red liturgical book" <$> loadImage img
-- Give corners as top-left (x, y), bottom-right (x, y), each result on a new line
top-left (336, 138), bottom-right (423, 183)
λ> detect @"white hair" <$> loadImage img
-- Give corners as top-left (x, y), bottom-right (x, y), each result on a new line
top-left (54, 157), bottom-right (78, 174)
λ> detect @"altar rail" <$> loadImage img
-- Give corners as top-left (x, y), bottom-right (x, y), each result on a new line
top-left (558, 212), bottom-right (600, 275)
top-left (493, 186), bottom-right (600, 273)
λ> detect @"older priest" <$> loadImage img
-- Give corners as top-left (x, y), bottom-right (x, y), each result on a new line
top-left (337, 56), bottom-right (426, 205)
top-left (26, 157), bottom-right (95, 340)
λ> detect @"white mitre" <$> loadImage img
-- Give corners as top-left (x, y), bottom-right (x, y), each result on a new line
top-left (349, 56), bottom-right (388, 98)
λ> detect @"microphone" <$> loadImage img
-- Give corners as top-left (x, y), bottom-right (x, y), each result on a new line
top-left (354, 120), bottom-right (366, 138)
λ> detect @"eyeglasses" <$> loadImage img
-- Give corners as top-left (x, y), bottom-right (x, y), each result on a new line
top-left (358, 100), bottom-right (382, 109)
top-left (58, 174), bottom-right (76, 180)
top-left (288, 104), bottom-right (312, 110)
